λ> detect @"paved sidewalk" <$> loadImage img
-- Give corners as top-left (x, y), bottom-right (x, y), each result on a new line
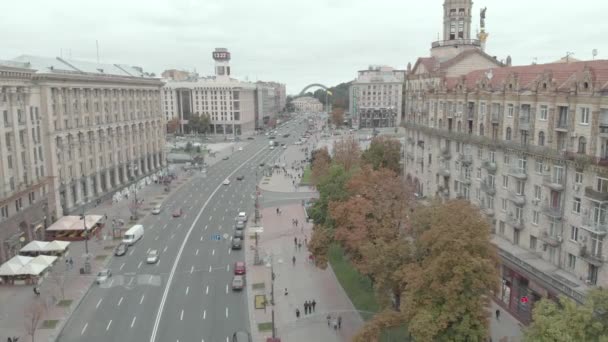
top-left (489, 300), bottom-right (524, 342)
top-left (0, 143), bottom-right (235, 342)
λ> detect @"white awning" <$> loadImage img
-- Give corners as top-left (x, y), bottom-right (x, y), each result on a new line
top-left (0, 255), bottom-right (34, 276)
top-left (30, 255), bottom-right (57, 267)
top-left (46, 215), bottom-right (103, 231)
top-left (20, 240), bottom-right (49, 253)
top-left (43, 240), bottom-right (70, 252)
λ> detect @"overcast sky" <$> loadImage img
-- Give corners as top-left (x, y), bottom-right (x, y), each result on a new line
top-left (2, 0), bottom-right (607, 94)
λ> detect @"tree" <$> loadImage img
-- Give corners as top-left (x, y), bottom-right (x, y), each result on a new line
top-left (24, 300), bottom-right (45, 342)
top-left (354, 310), bottom-right (405, 342)
top-left (187, 113), bottom-right (211, 134)
top-left (362, 136), bottom-right (403, 174)
top-left (166, 118), bottom-right (179, 134)
top-left (185, 142), bottom-right (193, 152)
top-left (399, 200), bottom-right (499, 341)
top-left (332, 136), bottom-right (361, 172)
top-left (525, 288), bottom-right (608, 341)
top-left (311, 147), bottom-right (331, 186)
top-left (331, 107), bottom-right (345, 127)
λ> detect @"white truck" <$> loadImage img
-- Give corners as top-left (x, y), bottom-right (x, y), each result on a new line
top-left (123, 224), bottom-right (144, 246)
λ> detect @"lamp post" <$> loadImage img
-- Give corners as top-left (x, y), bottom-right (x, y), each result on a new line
top-left (128, 162), bottom-right (140, 220)
top-left (266, 254), bottom-right (277, 339)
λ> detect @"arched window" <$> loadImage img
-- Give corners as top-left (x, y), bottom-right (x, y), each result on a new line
top-left (506, 127), bottom-right (512, 140)
top-left (578, 136), bottom-right (587, 154)
top-left (538, 131), bottom-right (545, 146)
top-left (479, 123), bottom-right (485, 136)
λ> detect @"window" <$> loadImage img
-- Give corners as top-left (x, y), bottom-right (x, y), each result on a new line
top-left (516, 180), bottom-right (525, 195)
top-left (506, 127), bottom-right (512, 140)
top-left (514, 230), bottom-right (520, 245)
top-left (534, 185), bottom-right (541, 200)
top-left (539, 105), bottom-right (548, 120)
top-left (535, 159), bottom-right (544, 174)
top-left (0, 205), bottom-right (8, 219)
top-left (578, 137), bottom-right (587, 154)
top-left (597, 177), bottom-right (608, 193)
top-left (504, 154), bottom-right (510, 165)
top-left (570, 226), bottom-right (579, 242)
top-left (567, 253), bottom-right (576, 270)
top-left (580, 107), bottom-right (590, 124)
top-left (507, 104), bottom-right (514, 117)
top-left (575, 172), bottom-right (583, 184)
top-left (499, 221), bottom-right (505, 235)
top-left (530, 235), bottom-right (537, 250)
top-left (533, 211), bottom-right (539, 225)
top-left (476, 168), bottom-right (481, 179)
top-left (489, 151), bottom-right (496, 163)
top-left (538, 131), bottom-right (545, 146)
top-left (501, 198), bottom-right (508, 211)
top-left (573, 197), bottom-right (581, 214)
top-left (502, 175), bottom-right (509, 189)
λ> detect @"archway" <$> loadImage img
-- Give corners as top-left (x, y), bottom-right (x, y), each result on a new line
top-left (298, 83), bottom-right (329, 96)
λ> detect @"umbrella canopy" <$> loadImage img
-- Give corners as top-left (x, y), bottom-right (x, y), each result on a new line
top-left (0, 255), bottom-right (34, 276)
top-left (43, 240), bottom-right (70, 252)
top-left (20, 240), bottom-right (49, 253)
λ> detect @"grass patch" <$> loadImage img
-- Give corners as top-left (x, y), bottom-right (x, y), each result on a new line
top-left (57, 299), bottom-right (73, 307)
top-left (40, 320), bottom-right (59, 329)
top-left (95, 255), bottom-right (108, 261)
top-left (328, 244), bottom-right (410, 341)
top-left (252, 282), bottom-right (265, 290)
top-left (300, 166), bottom-right (312, 185)
top-left (258, 322), bottom-right (273, 332)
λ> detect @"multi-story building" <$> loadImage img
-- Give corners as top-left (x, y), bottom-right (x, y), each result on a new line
top-left (161, 49), bottom-right (285, 135)
top-left (161, 69), bottom-right (192, 82)
top-left (349, 66), bottom-right (405, 129)
top-left (0, 55), bottom-right (165, 263)
top-left (403, 0), bottom-right (608, 324)
top-left (292, 96), bottom-right (323, 113)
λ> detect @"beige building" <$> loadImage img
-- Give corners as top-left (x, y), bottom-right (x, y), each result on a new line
top-left (349, 65), bottom-right (405, 129)
top-left (292, 96), bottom-right (323, 113)
top-left (403, 0), bottom-right (608, 324)
top-left (0, 56), bottom-right (165, 262)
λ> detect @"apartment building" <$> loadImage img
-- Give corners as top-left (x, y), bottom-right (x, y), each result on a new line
top-left (292, 96), bottom-right (323, 113)
top-left (349, 65), bottom-right (405, 129)
top-left (403, 0), bottom-right (608, 324)
top-left (0, 56), bottom-right (165, 262)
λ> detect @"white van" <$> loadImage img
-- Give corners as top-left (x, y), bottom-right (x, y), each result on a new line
top-left (123, 224), bottom-right (144, 246)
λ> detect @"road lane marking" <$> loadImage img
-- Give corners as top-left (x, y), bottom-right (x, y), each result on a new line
top-left (120, 263), bottom-right (125, 270)
top-left (149, 146), bottom-right (267, 342)
top-left (196, 249), bottom-right (199, 255)
top-left (147, 248), bottom-right (151, 253)
top-left (96, 298), bottom-right (103, 308)
top-left (138, 261), bottom-right (142, 269)
top-left (190, 266), bottom-right (194, 274)
top-left (130, 316), bottom-right (137, 328)
top-left (155, 236), bottom-right (159, 241)
top-left (226, 307), bottom-right (229, 318)
top-left (228, 248), bottom-right (231, 255)
top-left (209, 216), bottom-right (212, 220)
top-left (203, 310), bottom-right (206, 320)
top-left (218, 225), bottom-right (222, 230)
top-left (200, 236), bottom-right (203, 241)
top-left (209, 265), bottom-right (212, 272)
top-left (163, 246), bottom-right (168, 253)
top-left (149, 275), bottom-right (153, 282)
top-left (205, 286), bottom-right (209, 294)
top-left (226, 264), bottom-right (230, 271)
top-left (212, 249), bottom-right (215, 256)
top-left (140, 295), bottom-right (145, 304)
top-left (186, 286), bottom-right (189, 295)
top-left (108, 279), bottom-right (114, 287)
top-left (225, 284), bottom-right (228, 294)
top-left (180, 310), bottom-right (184, 321)
top-left (170, 233), bottom-right (175, 239)
top-left (106, 320), bottom-right (112, 331)
top-left (162, 224), bottom-right (167, 230)
top-left (81, 323), bottom-right (88, 335)
top-left (177, 223), bottom-right (182, 228)
top-left (128, 277), bottom-right (134, 286)
top-left (117, 297), bottom-right (123, 306)
top-left (129, 250), bottom-right (134, 256)
top-left (204, 225), bottom-right (208, 230)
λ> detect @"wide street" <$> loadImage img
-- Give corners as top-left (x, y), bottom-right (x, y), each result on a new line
top-left (57, 119), bottom-right (310, 342)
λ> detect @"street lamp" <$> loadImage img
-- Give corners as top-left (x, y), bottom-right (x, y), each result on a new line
top-left (265, 254), bottom-right (277, 339)
top-left (128, 162), bottom-right (140, 220)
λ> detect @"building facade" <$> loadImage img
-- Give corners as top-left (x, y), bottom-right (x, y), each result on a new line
top-left (349, 66), bottom-right (405, 129)
top-left (292, 96), bottom-right (323, 113)
top-left (0, 55), bottom-right (165, 263)
top-left (403, 0), bottom-right (608, 324)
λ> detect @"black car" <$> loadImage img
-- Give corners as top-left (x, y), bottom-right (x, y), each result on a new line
top-left (259, 162), bottom-right (265, 167)
top-left (283, 134), bottom-right (290, 138)
top-left (222, 156), bottom-right (229, 160)
top-left (236, 175), bottom-right (245, 181)
top-left (231, 237), bottom-right (243, 250)
top-left (247, 137), bottom-right (254, 140)
top-left (114, 243), bottom-right (128, 256)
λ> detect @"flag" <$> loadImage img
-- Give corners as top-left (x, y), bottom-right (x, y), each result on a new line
top-left (326, 90), bottom-right (333, 96)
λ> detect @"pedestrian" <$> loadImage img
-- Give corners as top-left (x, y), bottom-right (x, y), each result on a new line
top-left (296, 219), bottom-right (299, 226)
top-left (276, 207), bottom-right (279, 215)
top-left (294, 237), bottom-right (298, 247)
top-left (295, 308), bottom-right (300, 318)
top-left (304, 301), bottom-right (309, 314)
top-left (292, 256), bottom-right (296, 265)
top-left (65, 258), bottom-right (69, 270)
top-left (333, 320), bottom-right (338, 331)
top-left (284, 288), bottom-right (288, 296)
top-left (305, 236), bottom-right (308, 246)
top-left (312, 299), bottom-right (316, 312)
top-left (326, 314), bottom-right (331, 327)
top-left (298, 242), bottom-right (302, 251)
top-left (338, 315), bottom-right (342, 329)
top-left (495, 309), bottom-right (500, 320)
top-left (69, 257), bottom-right (73, 269)
top-left (33, 286), bottom-right (38, 296)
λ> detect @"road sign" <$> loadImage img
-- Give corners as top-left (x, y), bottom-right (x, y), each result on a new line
top-left (211, 234), bottom-right (221, 241)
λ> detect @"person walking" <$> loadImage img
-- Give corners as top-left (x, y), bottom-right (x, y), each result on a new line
top-left (65, 258), bottom-right (69, 270)
top-left (495, 309), bottom-right (500, 321)
top-left (276, 208), bottom-right (280, 215)
top-left (311, 299), bottom-right (316, 312)
top-left (284, 288), bottom-right (288, 296)
top-left (304, 236), bottom-right (308, 246)
top-left (304, 301), bottom-right (309, 314)
top-left (333, 319), bottom-right (338, 331)
top-left (292, 256), bottom-right (296, 266)
top-left (338, 315), bottom-right (342, 329)
top-left (69, 257), bottom-right (73, 269)
top-left (298, 242), bottom-right (302, 251)
top-left (326, 314), bottom-right (331, 327)
top-left (295, 308), bottom-right (300, 318)
top-left (294, 237), bottom-right (298, 247)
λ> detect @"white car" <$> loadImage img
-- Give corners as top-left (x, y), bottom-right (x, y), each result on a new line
top-left (146, 250), bottom-right (159, 264)
top-left (238, 147), bottom-right (243, 151)
top-left (283, 145), bottom-right (287, 149)
top-left (223, 179), bottom-right (231, 185)
top-left (151, 205), bottom-right (162, 215)
top-left (237, 212), bottom-right (248, 222)
top-left (270, 146), bottom-right (274, 150)
top-left (96, 269), bottom-right (112, 284)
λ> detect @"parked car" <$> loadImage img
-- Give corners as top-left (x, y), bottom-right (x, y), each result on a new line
top-left (172, 208), bottom-right (183, 217)
top-left (223, 178), bottom-right (231, 185)
top-left (233, 229), bottom-right (244, 239)
top-left (238, 147), bottom-right (243, 151)
top-left (146, 250), bottom-right (159, 264)
top-left (259, 162), bottom-right (265, 167)
top-left (232, 275), bottom-right (245, 291)
top-left (237, 212), bottom-right (248, 222)
top-left (234, 261), bottom-right (246, 275)
top-left (151, 204), bottom-right (162, 215)
top-left (236, 175), bottom-right (244, 181)
top-left (235, 221), bottom-right (245, 230)
top-left (231, 237), bottom-right (243, 250)
top-left (247, 136), bottom-right (254, 140)
top-left (96, 269), bottom-right (112, 284)
top-left (222, 156), bottom-right (229, 160)
top-left (114, 243), bottom-right (128, 256)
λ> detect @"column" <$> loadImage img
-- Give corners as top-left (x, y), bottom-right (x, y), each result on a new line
top-left (65, 184), bottom-right (74, 211)
top-left (115, 165), bottom-right (122, 186)
top-left (75, 180), bottom-right (83, 205)
top-left (123, 163), bottom-right (129, 183)
top-left (86, 176), bottom-right (94, 200)
top-left (95, 172), bottom-right (103, 194)
top-left (105, 169), bottom-right (112, 190)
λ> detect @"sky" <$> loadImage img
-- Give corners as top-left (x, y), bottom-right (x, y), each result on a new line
top-left (2, 0), bottom-right (607, 94)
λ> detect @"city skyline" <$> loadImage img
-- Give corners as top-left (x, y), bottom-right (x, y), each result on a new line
top-left (2, 0), bottom-right (607, 94)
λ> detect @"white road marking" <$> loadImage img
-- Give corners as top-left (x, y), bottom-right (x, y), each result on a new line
top-left (120, 263), bottom-right (125, 270)
top-left (226, 264), bottom-right (230, 271)
top-left (203, 310), bottom-right (206, 319)
top-left (212, 249), bottom-right (215, 256)
top-left (81, 323), bottom-right (88, 335)
top-left (170, 233), bottom-right (175, 239)
top-left (138, 261), bottom-right (142, 269)
top-left (180, 309), bottom-right (184, 320)
top-left (149, 146), bottom-right (267, 342)
top-left (226, 337), bottom-right (229, 342)
top-left (149, 275), bottom-right (153, 282)
top-left (190, 266), bottom-right (194, 274)
top-left (108, 279), bottom-right (114, 287)
top-left (205, 285), bottom-right (209, 294)
top-left (162, 224), bottom-right (167, 230)
top-left (218, 225), bottom-right (222, 230)
top-left (222, 216), bottom-right (224, 221)
top-left (200, 236), bottom-right (203, 241)
top-left (128, 277), bottom-right (134, 286)
top-left (225, 307), bottom-right (229, 318)
top-left (140, 295), bottom-right (145, 304)
top-left (130, 316), bottom-right (137, 328)
top-left (209, 265), bottom-right (212, 273)
top-left (106, 320), bottom-right (112, 331)
top-left (177, 223), bottom-right (181, 228)
top-left (117, 297), bottom-right (124, 306)
top-left (163, 246), bottom-right (168, 253)
top-left (186, 286), bottom-right (189, 295)
top-left (129, 250), bottom-right (134, 256)
top-left (195, 249), bottom-right (199, 255)
top-left (204, 225), bottom-right (208, 230)
top-left (209, 216), bottom-right (212, 220)
top-left (147, 248), bottom-right (151, 253)
top-left (225, 284), bottom-right (228, 294)
top-left (96, 298), bottom-right (103, 308)
top-left (155, 236), bottom-right (159, 241)
top-left (228, 248), bottom-right (231, 255)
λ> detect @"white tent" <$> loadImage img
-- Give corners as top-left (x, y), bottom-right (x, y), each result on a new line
top-left (30, 255), bottom-right (57, 267)
top-left (43, 240), bottom-right (70, 252)
top-left (0, 255), bottom-right (33, 276)
top-left (19, 262), bottom-right (48, 276)
top-left (20, 240), bottom-right (49, 253)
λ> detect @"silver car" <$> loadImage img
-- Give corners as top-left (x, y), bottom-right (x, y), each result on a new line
top-left (96, 269), bottom-right (112, 284)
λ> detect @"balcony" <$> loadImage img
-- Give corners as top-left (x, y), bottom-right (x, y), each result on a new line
top-left (506, 215), bottom-right (525, 230)
top-left (581, 215), bottom-right (608, 236)
top-left (542, 174), bottom-right (565, 191)
top-left (584, 186), bottom-right (608, 202)
top-left (431, 39), bottom-right (481, 48)
top-left (440, 147), bottom-right (451, 160)
top-left (542, 203), bottom-right (563, 219)
top-left (456, 174), bottom-right (472, 185)
top-left (555, 119), bottom-right (570, 132)
top-left (508, 167), bottom-right (528, 180)
top-left (508, 190), bottom-right (526, 206)
top-left (539, 230), bottom-right (563, 247)
top-left (579, 245), bottom-right (604, 266)
top-left (480, 181), bottom-right (496, 195)
top-left (458, 153), bottom-right (473, 166)
top-left (482, 160), bottom-right (497, 173)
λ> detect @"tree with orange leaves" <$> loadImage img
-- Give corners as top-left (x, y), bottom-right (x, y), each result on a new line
top-left (332, 136), bottom-right (361, 172)
top-left (166, 118), bottom-right (179, 134)
top-left (311, 147), bottom-right (331, 186)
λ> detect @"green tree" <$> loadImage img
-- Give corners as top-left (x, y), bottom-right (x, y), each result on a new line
top-left (166, 118), bottom-right (179, 134)
top-left (399, 200), bottom-right (499, 342)
top-left (185, 142), bottom-right (193, 152)
top-left (362, 136), bottom-right (403, 174)
top-left (525, 288), bottom-right (608, 341)
top-left (188, 113), bottom-right (211, 134)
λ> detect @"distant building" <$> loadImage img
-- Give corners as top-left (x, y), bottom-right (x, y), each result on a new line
top-left (292, 96), bottom-right (322, 113)
top-left (161, 69), bottom-right (191, 81)
top-left (349, 65), bottom-right (405, 129)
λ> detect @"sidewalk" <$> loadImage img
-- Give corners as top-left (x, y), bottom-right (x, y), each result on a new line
top-left (0, 143), bottom-right (235, 342)
top-left (489, 300), bottom-right (524, 342)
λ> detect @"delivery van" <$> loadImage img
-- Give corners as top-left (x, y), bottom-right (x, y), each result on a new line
top-left (123, 224), bottom-right (144, 246)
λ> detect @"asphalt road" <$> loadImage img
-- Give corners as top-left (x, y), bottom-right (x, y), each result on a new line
top-left (57, 119), bottom-right (311, 342)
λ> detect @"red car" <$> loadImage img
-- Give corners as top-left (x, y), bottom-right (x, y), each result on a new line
top-left (234, 261), bottom-right (246, 275)
top-left (172, 208), bottom-right (183, 217)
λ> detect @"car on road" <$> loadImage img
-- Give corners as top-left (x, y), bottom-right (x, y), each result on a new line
top-left (237, 212), bottom-right (248, 222)
top-left (238, 146), bottom-right (243, 151)
top-left (235, 220), bottom-right (245, 230)
top-left (223, 178), bottom-right (231, 185)
top-left (146, 250), bottom-right (159, 264)
top-left (231, 275), bottom-right (245, 291)
top-left (283, 133), bottom-right (290, 138)
top-left (269, 146), bottom-right (274, 150)
top-left (247, 136), bottom-right (254, 140)
top-left (234, 261), bottom-right (246, 275)
top-left (231, 237), bottom-right (243, 250)
top-left (269, 136), bottom-right (275, 140)
top-left (233, 229), bottom-right (244, 239)
top-left (222, 156), bottom-right (229, 160)
top-left (236, 175), bottom-right (244, 181)
top-left (172, 208), bottom-right (183, 217)
top-left (114, 243), bottom-right (128, 256)
top-left (259, 162), bottom-right (265, 167)
top-left (96, 269), bottom-right (112, 284)
top-left (151, 204), bottom-right (162, 215)
top-left (283, 145), bottom-right (287, 149)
